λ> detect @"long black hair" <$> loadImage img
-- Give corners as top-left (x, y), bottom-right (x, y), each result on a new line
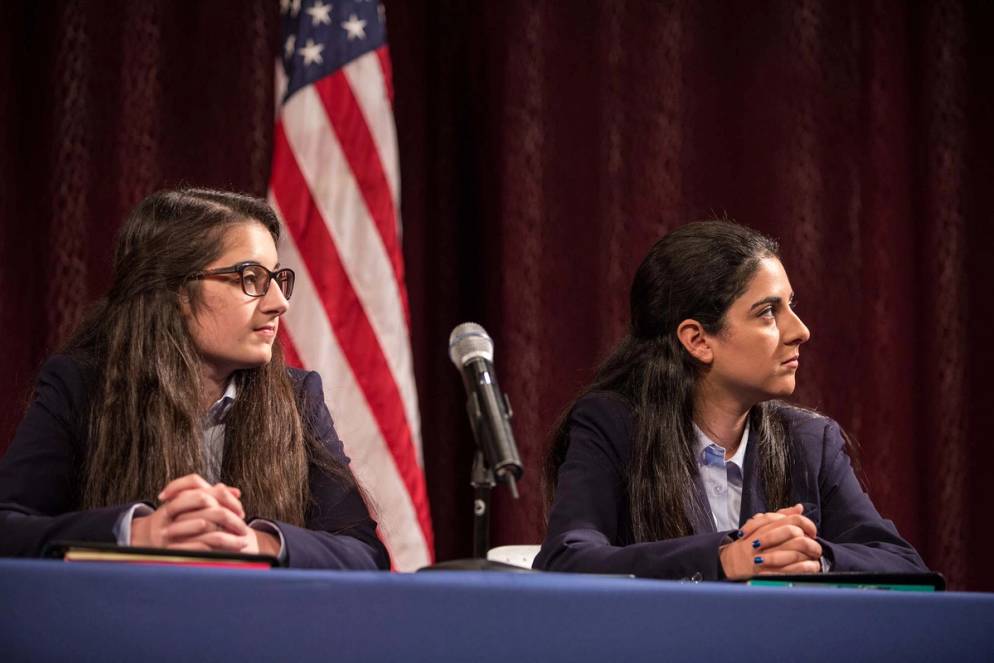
top-left (545, 220), bottom-right (793, 542)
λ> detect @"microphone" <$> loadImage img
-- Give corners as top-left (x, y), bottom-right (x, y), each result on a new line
top-left (448, 322), bottom-right (523, 498)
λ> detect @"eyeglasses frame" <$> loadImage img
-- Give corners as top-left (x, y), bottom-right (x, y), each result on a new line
top-left (190, 261), bottom-right (295, 300)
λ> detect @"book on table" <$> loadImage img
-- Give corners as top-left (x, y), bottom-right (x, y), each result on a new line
top-left (43, 541), bottom-right (282, 569)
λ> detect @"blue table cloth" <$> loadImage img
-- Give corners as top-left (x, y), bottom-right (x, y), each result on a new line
top-left (1, 559), bottom-right (992, 662)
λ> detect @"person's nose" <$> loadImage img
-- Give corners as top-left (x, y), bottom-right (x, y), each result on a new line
top-left (260, 279), bottom-right (290, 316)
top-left (784, 307), bottom-right (810, 346)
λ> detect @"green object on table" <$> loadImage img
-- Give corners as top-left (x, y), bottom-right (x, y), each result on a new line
top-left (747, 579), bottom-right (936, 592)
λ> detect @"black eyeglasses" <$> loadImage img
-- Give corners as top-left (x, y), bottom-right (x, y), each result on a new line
top-left (191, 262), bottom-right (295, 300)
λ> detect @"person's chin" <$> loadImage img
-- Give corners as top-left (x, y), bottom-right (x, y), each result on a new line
top-left (760, 377), bottom-right (796, 400)
top-left (775, 377), bottom-right (797, 396)
top-left (240, 347), bottom-right (273, 368)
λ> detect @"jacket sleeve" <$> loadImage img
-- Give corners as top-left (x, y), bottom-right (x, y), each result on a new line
top-left (0, 355), bottom-right (134, 557)
top-left (814, 418), bottom-right (929, 573)
top-left (268, 370), bottom-right (391, 570)
top-left (534, 395), bottom-right (730, 580)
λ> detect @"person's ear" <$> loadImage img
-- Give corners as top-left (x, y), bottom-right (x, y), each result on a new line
top-left (178, 287), bottom-right (193, 318)
top-left (676, 319), bottom-right (714, 365)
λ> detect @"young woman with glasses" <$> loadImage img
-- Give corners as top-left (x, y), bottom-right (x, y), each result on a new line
top-left (0, 188), bottom-right (389, 569)
top-left (535, 220), bottom-right (927, 580)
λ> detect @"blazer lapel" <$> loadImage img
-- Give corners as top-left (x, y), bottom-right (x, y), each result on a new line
top-left (688, 472), bottom-right (717, 534)
top-left (739, 423), bottom-right (767, 526)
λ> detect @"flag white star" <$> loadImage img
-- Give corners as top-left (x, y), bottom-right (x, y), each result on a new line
top-left (341, 13), bottom-right (367, 40)
top-left (298, 38), bottom-right (325, 66)
top-left (290, 0), bottom-right (302, 17)
top-left (284, 34), bottom-right (296, 59)
top-left (306, 1), bottom-right (332, 26)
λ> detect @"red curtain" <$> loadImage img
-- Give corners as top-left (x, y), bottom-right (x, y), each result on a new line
top-left (1, 0), bottom-right (991, 590)
top-left (0, 0), bottom-right (277, 407)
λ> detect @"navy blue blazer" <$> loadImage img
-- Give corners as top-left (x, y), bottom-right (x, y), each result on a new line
top-left (534, 393), bottom-right (928, 580)
top-left (0, 354), bottom-right (390, 570)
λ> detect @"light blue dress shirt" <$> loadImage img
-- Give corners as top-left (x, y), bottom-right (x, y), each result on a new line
top-left (693, 421), bottom-right (749, 532)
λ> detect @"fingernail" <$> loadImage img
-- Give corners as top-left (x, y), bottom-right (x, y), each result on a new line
top-left (754, 556), bottom-right (764, 564)
top-left (157, 491), bottom-right (165, 500)
top-left (734, 530), bottom-right (744, 540)
top-left (752, 539), bottom-right (761, 549)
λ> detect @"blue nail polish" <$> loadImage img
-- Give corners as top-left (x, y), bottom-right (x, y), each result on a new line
top-left (754, 556), bottom-right (764, 564)
top-left (752, 539), bottom-right (761, 549)
top-left (734, 530), bottom-right (744, 540)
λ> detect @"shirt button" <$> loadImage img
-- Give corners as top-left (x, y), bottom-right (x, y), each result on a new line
top-left (713, 484), bottom-right (725, 494)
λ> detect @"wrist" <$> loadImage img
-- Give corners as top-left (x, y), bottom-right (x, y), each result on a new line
top-left (131, 514), bottom-right (150, 547)
top-left (718, 543), bottom-right (735, 578)
top-left (253, 529), bottom-right (281, 557)
top-left (719, 540), bottom-right (754, 580)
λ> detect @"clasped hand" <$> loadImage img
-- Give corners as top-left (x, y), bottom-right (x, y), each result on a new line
top-left (719, 504), bottom-right (822, 579)
top-left (130, 474), bottom-right (276, 555)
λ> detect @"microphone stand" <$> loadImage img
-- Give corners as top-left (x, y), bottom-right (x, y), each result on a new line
top-left (419, 323), bottom-right (532, 572)
top-left (471, 450), bottom-right (495, 559)
top-left (419, 411), bottom-right (532, 573)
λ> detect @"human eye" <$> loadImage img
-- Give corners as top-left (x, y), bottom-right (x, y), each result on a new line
top-left (241, 266), bottom-right (266, 293)
top-left (758, 305), bottom-right (775, 318)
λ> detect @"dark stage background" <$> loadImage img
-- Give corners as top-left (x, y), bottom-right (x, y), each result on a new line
top-left (1, 1), bottom-right (992, 590)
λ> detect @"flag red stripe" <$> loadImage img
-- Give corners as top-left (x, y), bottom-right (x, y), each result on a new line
top-left (281, 326), bottom-right (403, 569)
top-left (270, 122), bottom-right (433, 547)
top-left (313, 72), bottom-right (410, 325)
top-left (376, 46), bottom-right (394, 104)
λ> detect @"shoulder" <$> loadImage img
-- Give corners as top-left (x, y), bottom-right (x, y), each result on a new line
top-left (768, 401), bottom-right (847, 459)
top-left (16, 353), bottom-right (100, 435)
top-left (285, 367), bottom-right (343, 451)
top-left (36, 353), bottom-right (98, 406)
top-left (287, 366), bottom-right (323, 401)
top-left (39, 353), bottom-right (88, 384)
top-left (770, 402), bottom-right (835, 436)
top-left (567, 391), bottom-right (635, 458)
top-left (287, 366), bottom-right (322, 393)
top-left (286, 367), bottom-right (331, 421)
top-left (571, 391), bottom-right (634, 429)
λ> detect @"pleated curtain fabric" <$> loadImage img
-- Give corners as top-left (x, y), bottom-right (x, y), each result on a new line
top-left (1, 0), bottom-right (992, 588)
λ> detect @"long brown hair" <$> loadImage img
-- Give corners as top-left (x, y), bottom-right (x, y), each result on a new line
top-left (67, 188), bottom-right (352, 524)
top-left (545, 220), bottom-right (793, 542)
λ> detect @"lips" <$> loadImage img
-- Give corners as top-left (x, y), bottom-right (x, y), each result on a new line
top-left (782, 355), bottom-right (800, 366)
top-left (254, 324), bottom-right (277, 335)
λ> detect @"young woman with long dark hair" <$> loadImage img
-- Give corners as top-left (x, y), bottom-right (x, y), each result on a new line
top-left (0, 188), bottom-right (388, 569)
top-left (535, 220), bottom-right (927, 580)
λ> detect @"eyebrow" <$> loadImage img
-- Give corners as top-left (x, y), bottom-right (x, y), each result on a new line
top-left (749, 294), bottom-right (795, 311)
top-left (243, 260), bottom-right (281, 270)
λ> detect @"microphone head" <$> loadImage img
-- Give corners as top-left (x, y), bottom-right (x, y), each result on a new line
top-left (449, 322), bottom-right (494, 367)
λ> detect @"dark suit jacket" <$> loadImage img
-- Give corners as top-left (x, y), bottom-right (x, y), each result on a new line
top-left (0, 354), bottom-right (390, 570)
top-left (534, 393), bottom-right (928, 580)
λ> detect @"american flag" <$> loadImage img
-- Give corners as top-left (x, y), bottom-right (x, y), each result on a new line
top-left (268, 0), bottom-right (433, 570)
